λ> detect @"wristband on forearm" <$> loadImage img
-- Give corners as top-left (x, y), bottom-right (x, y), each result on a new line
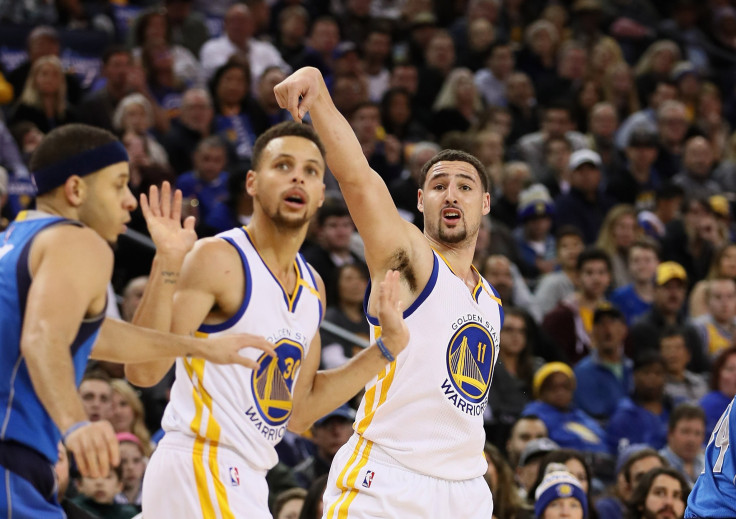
top-left (375, 336), bottom-right (395, 362)
top-left (62, 420), bottom-right (91, 443)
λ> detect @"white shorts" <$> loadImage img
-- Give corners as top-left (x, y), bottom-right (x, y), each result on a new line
top-left (322, 434), bottom-right (493, 519)
top-left (142, 432), bottom-right (271, 519)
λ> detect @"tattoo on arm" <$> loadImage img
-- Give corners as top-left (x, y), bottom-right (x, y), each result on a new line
top-left (162, 271), bottom-right (179, 284)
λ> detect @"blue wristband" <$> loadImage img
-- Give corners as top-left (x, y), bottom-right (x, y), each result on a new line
top-left (375, 336), bottom-right (395, 363)
top-left (62, 421), bottom-right (91, 443)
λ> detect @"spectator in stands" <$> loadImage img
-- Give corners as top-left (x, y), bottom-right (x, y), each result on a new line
top-left (529, 450), bottom-right (594, 516)
top-left (175, 136), bottom-right (233, 235)
top-left (607, 128), bottom-right (661, 211)
top-left (533, 463), bottom-right (588, 519)
top-left (430, 67), bottom-right (484, 141)
top-left (320, 263), bottom-right (370, 369)
top-left (516, 20), bottom-right (559, 88)
top-left (625, 467), bottom-right (689, 519)
top-left (627, 262), bottom-right (709, 374)
top-left (537, 135), bottom-right (572, 200)
top-left (672, 136), bottom-right (720, 200)
top-left (161, 87), bottom-right (214, 175)
top-left (660, 326), bottom-right (708, 404)
top-left (514, 184), bottom-right (556, 283)
top-left (293, 405), bottom-right (355, 489)
top-left (273, 488), bottom-right (307, 519)
top-left (700, 347), bottom-right (736, 437)
top-left (349, 102), bottom-right (402, 183)
top-left (505, 72), bottom-right (540, 145)
top-left (471, 130), bottom-right (505, 191)
top-left (492, 161), bottom-right (531, 230)
top-left (659, 404), bottom-right (705, 486)
top-left (474, 40), bottom-right (515, 108)
top-left (532, 226), bottom-right (584, 323)
top-left (9, 55), bottom-right (76, 134)
top-left (555, 149), bottom-right (616, 245)
top-left (585, 102), bottom-right (619, 171)
top-left (200, 4), bottom-right (288, 83)
top-left (291, 16), bottom-right (340, 84)
top-left (380, 88), bottom-right (430, 145)
top-left (361, 26), bottom-right (392, 103)
top-left (7, 26), bottom-right (83, 106)
top-left (115, 432), bottom-right (147, 507)
top-left (637, 183), bottom-right (685, 241)
top-left (607, 351), bottom-right (671, 454)
top-left (595, 447), bottom-right (666, 519)
top-left (515, 102), bottom-right (587, 178)
top-left (388, 141), bottom-right (439, 230)
top-left (602, 62), bottom-right (640, 124)
top-left (257, 66), bottom-right (290, 128)
top-left (120, 276), bottom-right (147, 323)
top-left (688, 243), bottom-right (736, 318)
top-left (692, 278), bottom-right (736, 360)
top-left (75, 46), bottom-right (133, 132)
top-left (113, 93), bottom-right (169, 166)
top-left (481, 254), bottom-right (533, 309)
top-left (298, 474), bottom-right (328, 519)
top-left (302, 202), bottom-right (361, 305)
top-left (110, 379), bottom-right (152, 456)
top-left (596, 205), bottom-right (641, 289)
top-left (483, 443), bottom-right (530, 519)
top-left (210, 59), bottom-right (268, 173)
top-left (139, 38), bottom-right (189, 122)
top-left (506, 415), bottom-right (549, 469)
top-left (542, 248), bottom-right (612, 365)
top-left (653, 100), bottom-right (690, 179)
top-left (574, 303), bottom-right (634, 422)
top-left (572, 80), bottom-right (604, 137)
top-left (634, 40), bottom-right (681, 108)
top-left (610, 239), bottom-right (659, 326)
top-left (79, 370), bottom-right (113, 423)
top-left (523, 362), bottom-right (608, 454)
top-left (415, 30), bottom-right (456, 116)
top-left (516, 437), bottom-right (560, 499)
top-left (72, 462), bottom-right (138, 518)
top-left (488, 308), bottom-right (539, 447)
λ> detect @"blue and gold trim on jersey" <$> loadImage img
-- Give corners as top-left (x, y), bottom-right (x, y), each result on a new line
top-left (240, 227), bottom-right (320, 314)
top-left (434, 249), bottom-right (503, 306)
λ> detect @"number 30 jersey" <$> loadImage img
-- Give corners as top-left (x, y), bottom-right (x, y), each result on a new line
top-left (686, 398), bottom-right (736, 518)
top-left (161, 227), bottom-right (322, 471)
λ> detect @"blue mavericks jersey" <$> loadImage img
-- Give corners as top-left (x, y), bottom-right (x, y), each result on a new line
top-left (686, 398), bottom-right (736, 518)
top-left (0, 213), bottom-right (105, 463)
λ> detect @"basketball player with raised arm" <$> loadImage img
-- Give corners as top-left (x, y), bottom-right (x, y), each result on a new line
top-left (0, 124), bottom-right (277, 518)
top-left (275, 68), bottom-right (503, 518)
top-left (125, 122), bottom-right (409, 519)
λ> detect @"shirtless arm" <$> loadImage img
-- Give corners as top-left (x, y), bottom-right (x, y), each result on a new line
top-left (288, 269), bottom-right (409, 433)
top-left (275, 68), bottom-right (434, 293)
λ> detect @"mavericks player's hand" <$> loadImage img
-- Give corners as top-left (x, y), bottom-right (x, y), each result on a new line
top-left (274, 66), bottom-right (326, 122)
top-left (197, 333), bottom-right (278, 369)
top-left (375, 270), bottom-right (409, 357)
top-left (140, 181), bottom-right (197, 259)
top-left (64, 420), bottom-right (120, 479)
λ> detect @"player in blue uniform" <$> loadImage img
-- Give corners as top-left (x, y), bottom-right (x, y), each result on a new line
top-left (685, 398), bottom-right (736, 518)
top-left (0, 124), bottom-right (275, 518)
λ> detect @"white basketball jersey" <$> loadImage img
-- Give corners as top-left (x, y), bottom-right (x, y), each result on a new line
top-left (355, 251), bottom-right (503, 480)
top-left (161, 227), bottom-right (322, 471)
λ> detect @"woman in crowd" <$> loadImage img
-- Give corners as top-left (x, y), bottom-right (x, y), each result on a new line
top-left (603, 63), bottom-right (640, 123)
top-left (517, 20), bottom-right (559, 87)
top-left (112, 93), bottom-right (169, 167)
top-left (484, 443), bottom-right (530, 519)
top-left (111, 379), bottom-right (153, 457)
top-left (298, 474), bottom-right (328, 519)
top-left (534, 464), bottom-right (588, 519)
top-left (430, 67), bottom-right (484, 141)
top-left (530, 450), bottom-right (599, 519)
top-left (596, 205), bottom-right (640, 289)
top-left (700, 346), bottom-right (736, 437)
top-left (634, 40), bottom-right (681, 106)
top-left (689, 242), bottom-right (736, 317)
top-left (380, 87), bottom-right (429, 144)
top-left (9, 56), bottom-right (75, 133)
top-left (115, 432), bottom-right (147, 508)
top-left (272, 488), bottom-right (307, 519)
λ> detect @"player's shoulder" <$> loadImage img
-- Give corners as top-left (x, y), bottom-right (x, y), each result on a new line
top-left (34, 223), bottom-right (112, 260)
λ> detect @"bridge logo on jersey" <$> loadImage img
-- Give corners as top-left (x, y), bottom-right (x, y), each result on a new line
top-left (444, 323), bottom-right (495, 406)
top-left (250, 338), bottom-right (304, 427)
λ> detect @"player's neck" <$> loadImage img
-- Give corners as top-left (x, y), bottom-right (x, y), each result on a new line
top-left (426, 235), bottom-right (476, 283)
top-left (246, 214), bottom-right (307, 279)
top-left (35, 198), bottom-right (78, 221)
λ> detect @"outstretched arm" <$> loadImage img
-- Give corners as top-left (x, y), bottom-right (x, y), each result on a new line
top-left (288, 270), bottom-right (409, 432)
top-left (275, 68), bottom-right (431, 281)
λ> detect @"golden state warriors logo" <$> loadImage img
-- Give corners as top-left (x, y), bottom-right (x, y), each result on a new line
top-left (446, 323), bottom-right (495, 404)
top-left (250, 338), bottom-right (304, 426)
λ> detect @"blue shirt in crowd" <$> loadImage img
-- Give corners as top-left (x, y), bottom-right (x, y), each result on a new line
top-left (175, 171), bottom-right (234, 233)
top-left (574, 351), bottom-right (634, 421)
top-left (609, 284), bottom-right (652, 326)
top-left (522, 401), bottom-right (609, 454)
top-left (606, 397), bottom-right (671, 455)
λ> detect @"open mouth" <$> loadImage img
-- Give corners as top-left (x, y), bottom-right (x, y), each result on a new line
top-left (442, 208), bottom-right (462, 224)
top-left (283, 190), bottom-right (306, 208)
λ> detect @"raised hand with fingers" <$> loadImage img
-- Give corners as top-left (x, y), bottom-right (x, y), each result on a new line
top-left (140, 181), bottom-right (197, 259)
top-left (374, 270), bottom-right (410, 360)
top-left (198, 333), bottom-right (278, 369)
top-left (63, 420), bottom-right (119, 479)
top-left (273, 67), bottom-right (327, 122)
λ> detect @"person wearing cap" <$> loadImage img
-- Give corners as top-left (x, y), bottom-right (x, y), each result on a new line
top-left (594, 446), bottom-right (665, 519)
top-left (607, 128), bottom-right (661, 210)
top-left (534, 464), bottom-right (588, 519)
top-left (692, 278), bottom-right (736, 359)
top-left (606, 351), bottom-right (674, 455)
top-left (522, 362), bottom-right (608, 454)
top-left (573, 302), bottom-right (634, 422)
top-left (672, 137), bottom-right (720, 200)
top-left (554, 148), bottom-right (615, 245)
top-left (517, 437), bottom-right (560, 498)
top-left (542, 248), bottom-right (612, 364)
top-left (514, 184), bottom-right (557, 282)
top-left (627, 467), bottom-right (689, 519)
top-left (293, 405), bottom-right (356, 489)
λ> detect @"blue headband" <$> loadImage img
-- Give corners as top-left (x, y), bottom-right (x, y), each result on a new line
top-left (32, 141), bottom-right (129, 195)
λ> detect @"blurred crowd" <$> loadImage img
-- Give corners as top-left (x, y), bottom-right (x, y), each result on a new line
top-left (3, 0), bottom-right (736, 517)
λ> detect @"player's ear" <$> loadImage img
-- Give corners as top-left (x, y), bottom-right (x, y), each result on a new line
top-left (482, 192), bottom-right (491, 216)
top-left (417, 189), bottom-right (424, 213)
top-left (63, 175), bottom-right (86, 207)
top-left (245, 170), bottom-right (257, 196)
top-left (318, 184), bottom-right (325, 207)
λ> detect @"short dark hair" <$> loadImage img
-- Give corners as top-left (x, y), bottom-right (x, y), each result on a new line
top-left (668, 403), bottom-right (706, 432)
top-left (316, 200), bottom-right (350, 227)
top-left (529, 449), bottom-right (592, 503)
top-left (418, 149), bottom-right (490, 193)
top-left (81, 368), bottom-right (112, 385)
top-left (711, 346), bottom-right (736, 391)
top-left (576, 247), bottom-right (612, 272)
top-left (626, 467), bottom-right (689, 519)
top-left (30, 124), bottom-right (119, 174)
top-left (543, 134), bottom-right (573, 154)
top-left (543, 100), bottom-right (573, 118)
top-left (102, 45), bottom-right (131, 65)
top-left (250, 121), bottom-right (326, 171)
top-left (556, 225), bottom-right (584, 243)
top-left (658, 324), bottom-right (687, 344)
top-left (655, 182), bottom-right (685, 203)
top-left (620, 448), bottom-right (666, 483)
top-left (629, 237), bottom-right (661, 260)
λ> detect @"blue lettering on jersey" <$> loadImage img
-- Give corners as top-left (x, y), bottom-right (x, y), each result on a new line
top-left (686, 399), bottom-right (736, 518)
top-left (250, 338), bottom-right (304, 427)
top-left (444, 322), bottom-right (495, 404)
